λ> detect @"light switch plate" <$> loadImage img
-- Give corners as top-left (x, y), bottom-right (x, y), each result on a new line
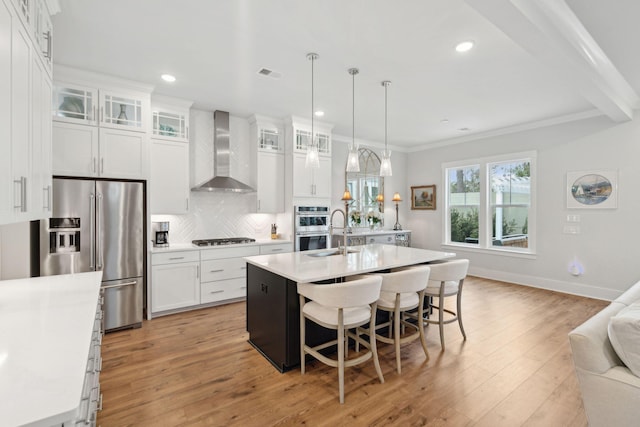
top-left (566, 214), bottom-right (581, 223)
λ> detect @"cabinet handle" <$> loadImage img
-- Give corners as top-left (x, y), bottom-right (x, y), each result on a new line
top-left (209, 269), bottom-right (224, 273)
top-left (240, 266), bottom-right (247, 270)
top-left (271, 248), bottom-right (283, 252)
top-left (101, 281), bottom-right (136, 290)
top-left (209, 290), bottom-right (224, 294)
top-left (13, 177), bottom-right (27, 212)
top-left (42, 30), bottom-right (51, 59)
top-left (92, 157), bottom-right (96, 173)
top-left (168, 256), bottom-right (184, 260)
top-left (197, 265), bottom-right (200, 279)
top-left (101, 158), bottom-right (104, 174)
top-left (100, 106), bottom-right (104, 123)
top-left (92, 105), bottom-right (96, 122)
top-left (240, 286), bottom-right (247, 290)
top-left (186, 126), bottom-right (189, 140)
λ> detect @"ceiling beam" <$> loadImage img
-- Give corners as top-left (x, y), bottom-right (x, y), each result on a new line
top-left (465, 0), bottom-right (638, 122)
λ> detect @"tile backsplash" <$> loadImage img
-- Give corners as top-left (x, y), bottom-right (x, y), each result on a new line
top-left (151, 192), bottom-right (282, 243)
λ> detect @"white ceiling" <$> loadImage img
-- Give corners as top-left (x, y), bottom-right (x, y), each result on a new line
top-left (52, 0), bottom-right (639, 150)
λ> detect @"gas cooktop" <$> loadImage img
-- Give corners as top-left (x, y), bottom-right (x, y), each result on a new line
top-left (192, 237), bottom-right (256, 247)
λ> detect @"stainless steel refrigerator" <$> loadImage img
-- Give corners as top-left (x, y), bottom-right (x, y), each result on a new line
top-left (36, 178), bottom-right (145, 331)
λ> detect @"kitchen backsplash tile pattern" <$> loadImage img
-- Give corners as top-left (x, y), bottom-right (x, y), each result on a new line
top-left (151, 192), bottom-right (280, 243)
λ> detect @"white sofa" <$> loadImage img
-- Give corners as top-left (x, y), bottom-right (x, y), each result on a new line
top-left (569, 282), bottom-right (640, 426)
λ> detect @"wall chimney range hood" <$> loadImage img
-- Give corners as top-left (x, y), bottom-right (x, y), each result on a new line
top-left (191, 110), bottom-right (255, 193)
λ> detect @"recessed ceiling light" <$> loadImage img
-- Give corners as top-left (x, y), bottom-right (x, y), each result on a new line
top-left (440, 119), bottom-right (449, 124)
top-left (314, 111), bottom-right (324, 117)
top-left (455, 41), bottom-right (474, 53)
top-left (161, 74), bottom-right (176, 82)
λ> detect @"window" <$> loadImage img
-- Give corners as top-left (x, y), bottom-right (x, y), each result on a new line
top-left (444, 151), bottom-right (535, 254)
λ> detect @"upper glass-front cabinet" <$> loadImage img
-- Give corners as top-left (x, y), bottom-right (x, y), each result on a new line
top-left (52, 84), bottom-right (98, 125)
top-left (152, 109), bottom-right (188, 141)
top-left (294, 129), bottom-right (330, 155)
top-left (260, 128), bottom-right (281, 151)
top-left (101, 91), bottom-right (144, 130)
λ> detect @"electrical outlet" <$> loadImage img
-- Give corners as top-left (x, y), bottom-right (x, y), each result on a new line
top-left (563, 225), bottom-right (580, 234)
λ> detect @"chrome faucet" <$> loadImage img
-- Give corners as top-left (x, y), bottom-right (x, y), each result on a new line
top-left (330, 208), bottom-right (349, 255)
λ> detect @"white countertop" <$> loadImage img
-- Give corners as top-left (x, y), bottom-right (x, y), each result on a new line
top-left (332, 229), bottom-right (412, 235)
top-left (0, 271), bottom-right (103, 427)
top-left (150, 239), bottom-right (293, 253)
top-left (244, 244), bottom-right (455, 283)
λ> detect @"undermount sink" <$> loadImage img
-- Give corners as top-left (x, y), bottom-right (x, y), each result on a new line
top-left (306, 249), bottom-right (360, 257)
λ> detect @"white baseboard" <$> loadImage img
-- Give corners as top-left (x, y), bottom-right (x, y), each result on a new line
top-left (469, 266), bottom-right (620, 301)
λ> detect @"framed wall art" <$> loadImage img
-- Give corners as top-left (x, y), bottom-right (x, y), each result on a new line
top-left (566, 170), bottom-right (618, 209)
top-left (411, 185), bottom-right (436, 210)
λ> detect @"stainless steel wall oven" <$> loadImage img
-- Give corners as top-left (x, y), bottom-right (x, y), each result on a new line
top-left (294, 206), bottom-right (330, 251)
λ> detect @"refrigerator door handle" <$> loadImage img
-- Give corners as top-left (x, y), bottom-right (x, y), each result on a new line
top-left (102, 281), bottom-right (137, 290)
top-left (90, 192), bottom-right (96, 270)
top-left (96, 193), bottom-right (103, 270)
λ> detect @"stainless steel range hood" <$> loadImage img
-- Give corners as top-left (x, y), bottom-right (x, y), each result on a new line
top-left (191, 110), bottom-right (255, 193)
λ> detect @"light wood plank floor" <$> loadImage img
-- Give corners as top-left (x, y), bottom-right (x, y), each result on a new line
top-left (97, 276), bottom-right (607, 426)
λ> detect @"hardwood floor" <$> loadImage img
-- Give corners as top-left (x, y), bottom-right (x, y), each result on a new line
top-left (97, 276), bottom-right (607, 426)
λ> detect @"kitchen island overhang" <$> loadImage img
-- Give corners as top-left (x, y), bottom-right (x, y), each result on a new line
top-left (244, 244), bottom-right (455, 372)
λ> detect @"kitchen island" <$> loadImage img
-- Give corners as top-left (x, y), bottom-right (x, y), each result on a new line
top-left (244, 244), bottom-right (455, 371)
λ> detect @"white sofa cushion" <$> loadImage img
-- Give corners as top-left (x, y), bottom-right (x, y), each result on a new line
top-left (608, 301), bottom-right (640, 377)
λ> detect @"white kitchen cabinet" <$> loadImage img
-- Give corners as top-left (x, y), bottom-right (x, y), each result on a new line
top-left (11, 15), bottom-right (31, 221)
top-left (151, 251), bottom-right (200, 313)
top-left (292, 153), bottom-right (331, 198)
top-left (256, 151), bottom-right (284, 213)
top-left (51, 73), bottom-right (151, 180)
top-left (249, 115), bottom-right (285, 213)
top-left (0, 0), bottom-right (14, 223)
top-left (288, 117), bottom-right (332, 157)
top-left (52, 122), bottom-right (147, 179)
top-left (151, 95), bottom-right (191, 142)
top-left (0, 0), bottom-right (53, 225)
top-left (200, 246), bottom-right (259, 304)
top-left (30, 55), bottom-right (52, 215)
top-left (259, 242), bottom-right (293, 255)
top-left (53, 82), bottom-right (147, 132)
top-left (150, 139), bottom-right (189, 214)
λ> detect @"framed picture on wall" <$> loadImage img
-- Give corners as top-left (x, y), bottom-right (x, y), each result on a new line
top-left (566, 170), bottom-right (618, 209)
top-left (411, 185), bottom-right (436, 210)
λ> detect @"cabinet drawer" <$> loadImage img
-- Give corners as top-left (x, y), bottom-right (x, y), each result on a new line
top-left (152, 250), bottom-right (199, 265)
top-left (201, 258), bottom-right (247, 282)
top-left (201, 245), bottom-right (259, 261)
top-left (201, 278), bottom-right (246, 304)
top-left (259, 243), bottom-right (292, 255)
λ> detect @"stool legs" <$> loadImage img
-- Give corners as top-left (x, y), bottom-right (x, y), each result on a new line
top-left (457, 285), bottom-right (466, 340)
top-left (338, 310), bottom-right (345, 404)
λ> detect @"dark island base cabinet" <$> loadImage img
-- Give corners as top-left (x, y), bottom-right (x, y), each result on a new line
top-left (246, 263), bottom-right (335, 372)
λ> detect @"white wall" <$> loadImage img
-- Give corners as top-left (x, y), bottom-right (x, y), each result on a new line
top-left (405, 115), bottom-right (640, 300)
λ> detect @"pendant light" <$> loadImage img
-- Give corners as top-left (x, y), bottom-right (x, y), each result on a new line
top-left (346, 68), bottom-right (360, 172)
top-left (305, 53), bottom-right (320, 169)
top-left (379, 80), bottom-right (393, 176)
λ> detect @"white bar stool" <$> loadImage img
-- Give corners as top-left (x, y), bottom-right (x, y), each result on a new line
top-left (298, 275), bottom-right (384, 404)
top-left (358, 266), bottom-right (431, 374)
top-left (420, 259), bottom-right (470, 350)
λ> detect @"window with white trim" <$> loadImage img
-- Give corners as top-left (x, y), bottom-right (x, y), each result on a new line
top-left (443, 151), bottom-right (535, 254)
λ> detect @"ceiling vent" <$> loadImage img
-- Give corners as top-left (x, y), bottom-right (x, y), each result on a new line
top-left (257, 68), bottom-right (282, 79)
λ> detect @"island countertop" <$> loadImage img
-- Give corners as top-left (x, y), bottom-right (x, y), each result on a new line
top-left (0, 271), bottom-right (103, 427)
top-left (244, 243), bottom-right (455, 283)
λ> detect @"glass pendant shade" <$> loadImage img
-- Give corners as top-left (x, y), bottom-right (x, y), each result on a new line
top-left (305, 143), bottom-right (320, 169)
top-left (346, 67), bottom-right (360, 172)
top-left (380, 80), bottom-right (392, 177)
top-left (380, 149), bottom-right (393, 176)
top-left (346, 144), bottom-right (360, 172)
